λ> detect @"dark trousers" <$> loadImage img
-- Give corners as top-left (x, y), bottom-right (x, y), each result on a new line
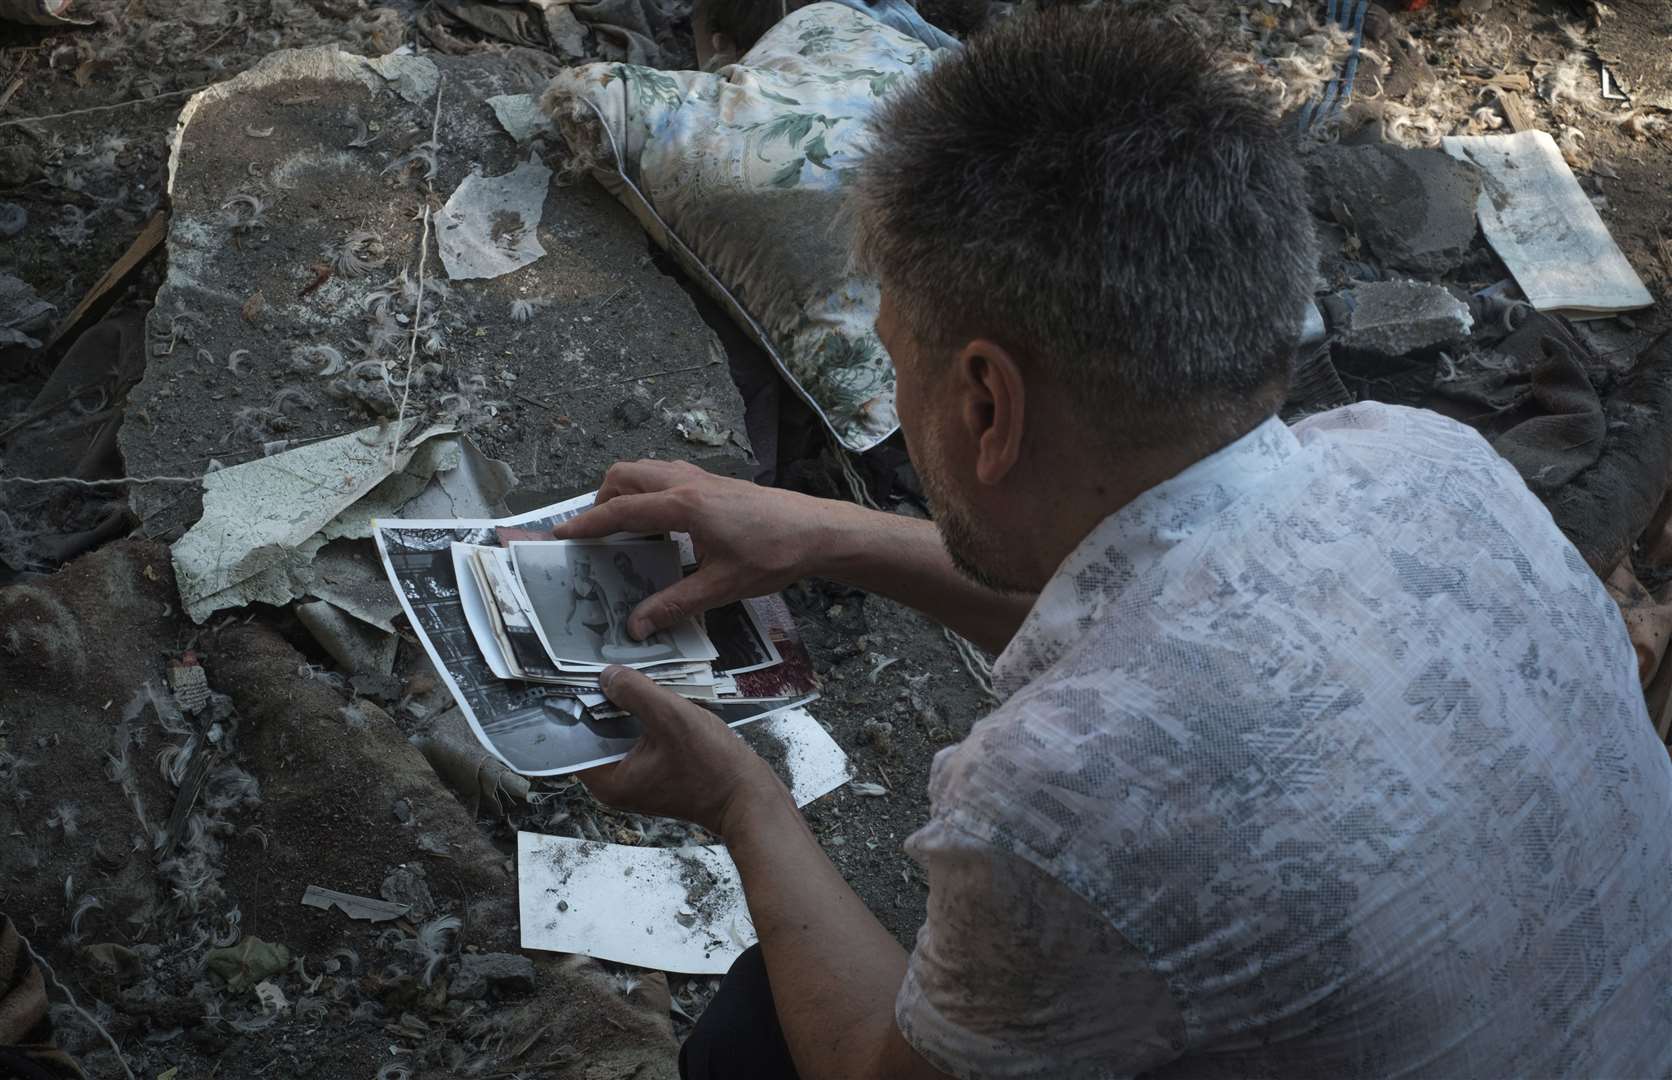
top-left (680, 945), bottom-right (801, 1079)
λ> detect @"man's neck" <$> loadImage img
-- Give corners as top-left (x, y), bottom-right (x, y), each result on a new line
top-left (1016, 411), bottom-right (1276, 589)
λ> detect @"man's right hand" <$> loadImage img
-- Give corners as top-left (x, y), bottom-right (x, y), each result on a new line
top-left (552, 460), bottom-right (836, 640)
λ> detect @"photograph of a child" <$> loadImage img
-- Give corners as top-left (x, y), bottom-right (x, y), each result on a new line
top-left (510, 540), bottom-right (717, 668)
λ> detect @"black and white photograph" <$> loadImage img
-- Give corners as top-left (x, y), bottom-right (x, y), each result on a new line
top-left (374, 495), bottom-right (817, 775)
top-left (477, 694), bottom-right (645, 774)
top-left (510, 540), bottom-right (718, 668)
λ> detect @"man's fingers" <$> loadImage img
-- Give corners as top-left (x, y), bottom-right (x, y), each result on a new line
top-left (593, 460), bottom-right (690, 504)
top-left (574, 760), bottom-right (621, 794)
top-left (599, 665), bottom-right (687, 727)
top-left (627, 571), bottom-right (725, 640)
top-left (551, 491), bottom-right (691, 540)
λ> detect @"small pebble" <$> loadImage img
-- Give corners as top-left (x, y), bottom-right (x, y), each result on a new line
top-left (0, 202), bottom-right (26, 239)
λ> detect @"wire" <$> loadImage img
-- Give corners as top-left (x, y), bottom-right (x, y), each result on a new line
top-left (0, 474), bottom-right (200, 487)
top-left (0, 85), bottom-right (210, 130)
top-left (17, 926), bottom-right (136, 1080)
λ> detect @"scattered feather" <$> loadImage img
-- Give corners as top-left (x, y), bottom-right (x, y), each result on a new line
top-left (219, 193), bottom-right (266, 232)
top-left (67, 894), bottom-right (103, 943)
top-left (46, 801), bottom-right (81, 838)
top-left (292, 344), bottom-right (348, 376)
top-left (394, 914), bottom-right (460, 986)
top-left (325, 230), bottom-right (388, 278)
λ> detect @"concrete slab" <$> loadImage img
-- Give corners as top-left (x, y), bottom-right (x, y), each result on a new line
top-left (1337, 280), bottom-right (1475, 358)
top-left (1308, 143), bottom-right (1482, 276)
top-left (122, 47), bottom-right (749, 541)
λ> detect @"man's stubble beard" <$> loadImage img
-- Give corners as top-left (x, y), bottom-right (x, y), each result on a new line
top-left (914, 428), bottom-right (1030, 595)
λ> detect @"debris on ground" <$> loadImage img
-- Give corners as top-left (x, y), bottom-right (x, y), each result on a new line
top-left (1332, 279), bottom-right (1476, 358)
top-left (299, 885), bottom-right (412, 924)
top-left (169, 421), bottom-right (461, 623)
top-left (1307, 142), bottom-right (1483, 275)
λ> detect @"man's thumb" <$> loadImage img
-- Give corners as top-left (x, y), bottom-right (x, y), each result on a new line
top-left (599, 665), bottom-right (681, 723)
top-left (627, 573), bottom-right (719, 640)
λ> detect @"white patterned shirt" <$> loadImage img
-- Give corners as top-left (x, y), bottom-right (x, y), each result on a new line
top-left (896, 403), bottom-right (1672, 1079)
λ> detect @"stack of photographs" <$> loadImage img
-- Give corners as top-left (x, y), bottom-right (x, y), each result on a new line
top-left (374, 492), bottom-right (819, 776)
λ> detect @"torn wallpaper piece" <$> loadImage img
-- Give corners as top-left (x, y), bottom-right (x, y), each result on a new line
top-left (487, 93), bottom-right (553, 144)
top-left (437, 155), bottom-right (552, 280)
top-left (170, 422), bottom-right (458, 623)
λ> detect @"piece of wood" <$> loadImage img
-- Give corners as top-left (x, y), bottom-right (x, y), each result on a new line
top-left (1497, 90), bottom-right (1536, 133)
top-left (44, 209), bottom-right (167, 352)
top-left (0, 75), bottom-right (24, 115)
top-left (1472, 72), bottom-right (1533, 94)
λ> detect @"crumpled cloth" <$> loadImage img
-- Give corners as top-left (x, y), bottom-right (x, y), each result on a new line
top-left (825, 0), bottom-right (958, 50)
top-left (422, 0), bottom-right (690, 66)
top-left (1428, 314), bottom-right (1672, 576)
top-left (0, 917), bottom-right (84, 1080)
top-left (1428, 313), bottom-right (1606, 497)
top-left (0, 0), bottom-right (92, 27)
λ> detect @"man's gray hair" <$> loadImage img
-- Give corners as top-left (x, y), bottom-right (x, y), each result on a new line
top-left (854, 9), bottom-right (1318, 447)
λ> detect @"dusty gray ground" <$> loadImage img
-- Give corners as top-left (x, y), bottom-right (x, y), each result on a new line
top-left (119, 45), bottom-right (749, 542)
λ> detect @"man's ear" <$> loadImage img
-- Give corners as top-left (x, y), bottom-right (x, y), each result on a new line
top-left (955, 340), bottom-right (1026, 487)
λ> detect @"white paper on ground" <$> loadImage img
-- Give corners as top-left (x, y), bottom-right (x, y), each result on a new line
top-left (746, 707), bottom-right (853, 807)
top-left (1441, 131), bottom-right (1653, 319)
top-left (519, 833), bottom-right (754, 973)
top-left (437, 155), bottom-right (551, 280)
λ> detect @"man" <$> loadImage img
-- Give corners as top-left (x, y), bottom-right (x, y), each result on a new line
top-left (555, 10), bottom-right (1672, 1078)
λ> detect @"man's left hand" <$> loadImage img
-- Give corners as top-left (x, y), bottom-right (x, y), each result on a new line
top-left (579, 665), bottom-right (781, 836)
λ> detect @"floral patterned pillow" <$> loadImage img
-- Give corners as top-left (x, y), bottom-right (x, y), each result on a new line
top-left (542, 3), bottom-right (937, 452)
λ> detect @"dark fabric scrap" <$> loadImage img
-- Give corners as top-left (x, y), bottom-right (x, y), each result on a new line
top-left (1544, 332), bottom-right (1672, 576)
top-left (1429, 314), bottom-right (1606, 497)
top-left (422, 0), bottom-right (690, 67)
top-left (430, 0), bottom-right (552, 47)
top-left (1428, 313), bottom-right (1672, 576)
top-left (0, 917), bottom-right (84, 1080)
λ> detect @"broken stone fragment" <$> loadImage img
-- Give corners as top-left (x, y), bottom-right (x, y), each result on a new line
top-left (1308, 143), bottom-right (1482, 275)
top-left (0, 201), bottom-right (25, 239)
top-left (1336, 280), bottom-right (1475, 358)
top-left (449, 952), bottom-right (537, 1001)
top-left (0, 144), bottom-right (38, 187)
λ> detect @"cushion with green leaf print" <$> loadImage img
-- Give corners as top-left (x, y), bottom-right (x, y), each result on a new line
top-left (541, 2), bottom-right (937, 453)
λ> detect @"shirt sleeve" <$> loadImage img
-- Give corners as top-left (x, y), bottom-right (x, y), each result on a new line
top-left (895, 817), bottom-right (1186, 1080)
